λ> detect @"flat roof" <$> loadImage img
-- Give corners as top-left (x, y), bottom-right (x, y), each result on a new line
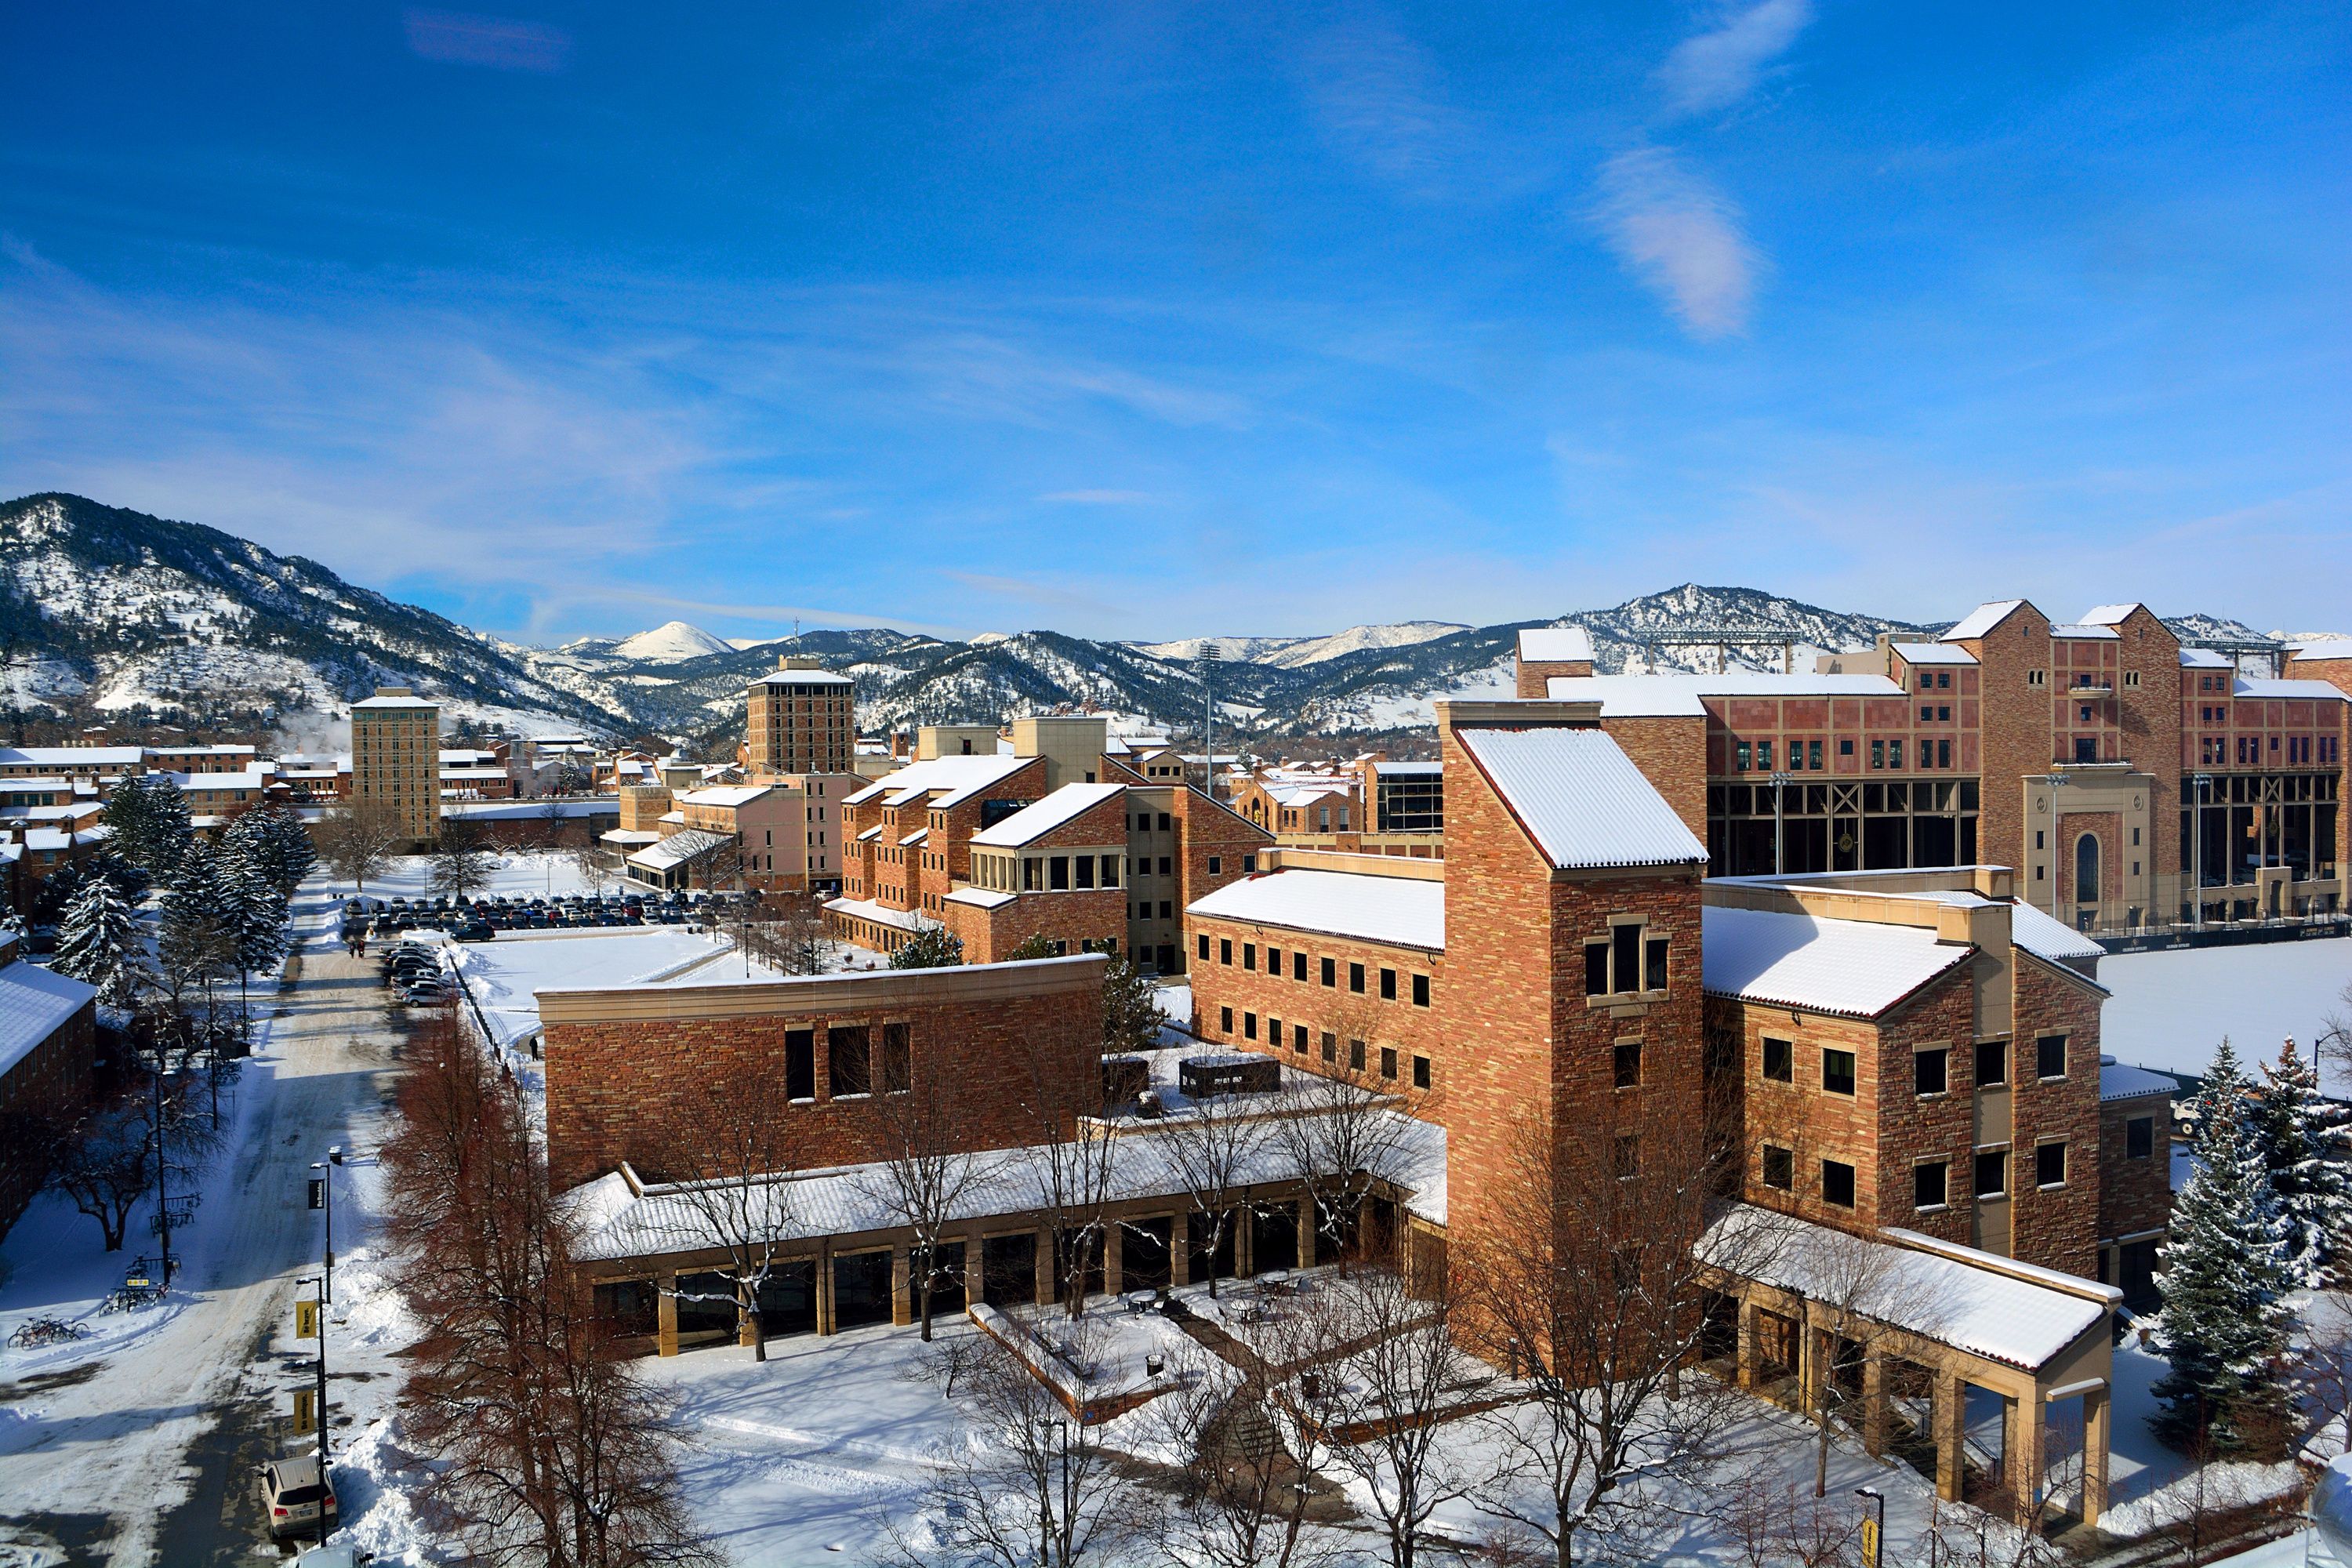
top-left (748, 669), bottom-right (855, 687)
top-left (1186, 866), bottom-right (1444, 951)
top-left (1544, 671), bottom-right (1904, 716)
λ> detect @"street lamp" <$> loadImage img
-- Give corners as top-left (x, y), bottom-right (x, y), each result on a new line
top-left (2039, 772), bottom-right (2074, 925)
top-left (1854, 1486), bottom-right (1883, 1568)
top-left (308, 1147), bottom-right (346, 1305)
top-left (1768, 770), bottom-right (1795, 875)
top-left (1036, 1416), bottom-right (1072, 1563)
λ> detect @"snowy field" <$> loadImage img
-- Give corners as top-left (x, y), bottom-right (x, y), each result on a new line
top-left (2101, 937), bottom-right (2352, 1085)
top-left (318, 848), bottom-right (612, 906)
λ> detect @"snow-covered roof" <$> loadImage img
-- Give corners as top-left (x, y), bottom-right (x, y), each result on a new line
top-left (1372, 760), bottom-right (1442, 775)
top-left (1701, 906), bottom-right (1973, 1018)
top-left (843, 753), bottom-right (1034, 810)
top-left (1517, 626), bottom-right (1595, 663)
top-left (442, 799), bottom-right (615, 819)
top-left (1544, 672), bottom-right (1903, 716)
top-left (0, 746), bottom-right (144, 768)
top-left (897, 829), bottom-right (927, 848)
top-left (0, 960), bottom-right (96, 1080)
top-left (2234, 677), bottom-right (2348, 702)
top-left (1454, 728), bottom-right (1706, 869)
top-left (2100, 1063), bottom-right (2179, 1102)
top-left (942, 886), bottom-right (1015, 910)
top-left (2008, 903), bottom-right (2106, 967)
top-left (1699, 1205), bottom-right (2113, 1371)
top-left (2049, 623), bottom-right (2121, 641)
top-left (1940, 601), bottom-right (2027, 642)
top-left (1186, 867), bottom-right (1444, 951)
top-left (353, 692), bottom-right (437, 710)
top-left (22, 828), bottom-right (71, 851)
top-left (821, 896), bottom-right (937, 935)
top-left (2291, 641), bottom-right (2352, 663)
top-left (1891, 643), bottom-right (1977, 666)
top-left (855, 825), bottom-right (882, 842)
top-left (599, 829), bottom-right (662, 846)
top-left (969, 782), bottom-right (1128, 848)
top-left (2078, 604), bottom-right (2144, 626)
top-left (626, 827), bottom-right (733, 872)
top-left (679, 786), bottom-right (772, 808)
top-left (747, 667), bottom-right (855, 687)
top-left (564, 1106), bottom-right (1446, 1261)
top-left (2179, 648), bottom-right (2234, 669)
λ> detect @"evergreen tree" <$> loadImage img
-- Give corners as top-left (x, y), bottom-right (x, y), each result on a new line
top-left (220, 848), bottom-right (290, 1014)
top-left (154, 843), bottom-right (235, 1060)
top-left (52, 874), bottom-right (151, 1012)
top-left (2253, 1039), bottom-right (2352, 1289)
top-left (97, 774), bottom-right (155, 869)
top-left (30, 861), bottom-right (87, 926)
top-left (1099, 949), bottom-right (1169, 1054)
top-left (888, 925), bottom-right (964, 970)
top-left (2148, 1040), bottom-right (2296, 1453)
top-left (82, 848), bottom-right (149, 906)
top-left (222, 804), bottom-right (316, 899)
top-left (108, 774), bottom-right (198, 880)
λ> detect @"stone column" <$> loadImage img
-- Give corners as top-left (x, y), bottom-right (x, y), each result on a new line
top-left (656, 1270), bottom-right (680, 1357)
top-left (2082, 1388), bottom-right (2111, 1527)
top-left (1034, 1229), bottom-right (1055, 1308)
top-left (1297, 1196), bottom-right (1317, 1270)
top-left (964, 1235), bottom-right (985, 1312)
top-left (891, 1245), bottom-right (912, 1328)
top-left (1105, 1221), bottom-right (1125, 1298)
top-left (1862, 1354), bottom-right (1889, 1458)
top-left (2005, 1390), bottom-right (2045, 1521)
top-left (817, 1249), bottom-right (837, 1335)
top-left (1171, 1211), bottom-right (1192, 1287)
top-left (1934, 1370), bottom-right (1965, 1503)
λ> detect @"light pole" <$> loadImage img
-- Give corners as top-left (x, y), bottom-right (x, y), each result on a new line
top-left (308, 1146), bottom-right (345, 1305)
top-left (151, 1061), bottom-right (173, 1290)
top-left (2190, 772), bottom-right (2212, 931)
top-left (297, 1272), bottom-right (332, 1465)
top-left (1854, 1486), bottom-right (1883, 1568)
top-left (1036, 1415), bottom-right (1071, 1566)
top-left (1768, 769), bottom-right (1795, 875)
top-left (2039, 772), bottom-right (2073, 925)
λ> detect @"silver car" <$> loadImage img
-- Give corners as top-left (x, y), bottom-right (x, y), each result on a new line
top-left (256, 1453), bottom-right (339, 1541)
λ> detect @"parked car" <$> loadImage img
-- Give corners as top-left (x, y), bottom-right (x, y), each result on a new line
top-left (256, 1454), bottom-right (339, 1541)
top-left (403, 982), bottom-right (447, 1006)
top-left (455, 924), bottom-right (495, 942)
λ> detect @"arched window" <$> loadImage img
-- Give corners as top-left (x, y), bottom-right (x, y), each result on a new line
top-left (2075, 833), bottom-right (2100, 906)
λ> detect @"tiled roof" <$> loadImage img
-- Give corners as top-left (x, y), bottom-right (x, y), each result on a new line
top-left (1454, 727), bottom-right (1706, 869)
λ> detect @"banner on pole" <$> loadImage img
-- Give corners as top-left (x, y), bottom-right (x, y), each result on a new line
top-left (307, 1178), bottom-right (326, 1210)
top-left (296, 1300), bottom-right (319, 1340)
top-left (292, 1388), bottom-right (316, 1435)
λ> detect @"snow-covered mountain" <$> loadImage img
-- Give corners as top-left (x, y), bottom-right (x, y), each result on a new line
top-left (609, 621), bottom-right (733, 663)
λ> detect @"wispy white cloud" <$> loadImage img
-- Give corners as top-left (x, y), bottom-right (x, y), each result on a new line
top-left (402, 9), bottom-right (573, 74)
top-left (1592, 147), bottom-right (1763, 339)
top-left (1655, 0), bottom-right (1813, 118)
top-left (1297, 20), bottom-right (1473, 197)
top-left (1039, 489), bottom-right (1156, 505)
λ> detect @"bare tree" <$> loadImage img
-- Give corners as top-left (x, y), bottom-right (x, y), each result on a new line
top-left (1318, 1266), bottom-right (1486, 1568)
top-left (880, 1323), bottom-right (1141, 1568)
top-left (2319, 975), bottom-right (2352, 1091)
top-left (1271, 1025), bottom-right (1411, 1275)
top-left (567, 840), bottom-right (614, 899)
top-left (315, 796), bottom-right (408, 897)
top-left (429, 815), bottom-right (499, 903)
top-left (1157, 1076), bottom-right (1274, 1300)
top-left (1460, 1098), bottom-right (1772, 1568)
top-left (1013, 1023), bottom-right (1120, 1319)
top-left (41, 1094), bottom-right (151, 1252)
top-left (639, 1053), bottom-right (802, 1361)
top-left (861, 1044), bottom-right (994, 1341)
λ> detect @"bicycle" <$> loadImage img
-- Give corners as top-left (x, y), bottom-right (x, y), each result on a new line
top-left (6, 1316), bottom-right (91, 1348)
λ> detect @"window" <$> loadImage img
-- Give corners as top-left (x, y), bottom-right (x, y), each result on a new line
top-left (829, 1025), bottom-right (871, 1098)
top-left (1613, 924), bottom-right (1639, 993)
top-left (1841, 738), bottom-right (1854, 757)
top-left (1871, 739), bottom-right (1884, 769)
top-left (1100, 855), bottom-right (1118, 887)
top-left (1243, 1012), bottom-right (1258, 1040)
top-left (1412, 1055), bottom-right (1431, 1091)
top-left (1645, 938), bottom-right (1668, 991)
top-left (1160, 855), bottom-right (1172, 875)
top-left (1821, 1160), bottom-right (1857, 1207)
top-left (1915, 1161), bottom-right (1949, 1210)
top-left (1243, 943), bottom-right (1256, 971)
top-left (1378, 967), bottom-right (1397, 1000)
top-left (1221, 1007), bottom-right (1232, 1033)
top-left (1269, 1015), bottom-right (1282, 1047)
top-left (1809, 740), bottom-right (1824, 770)
top-left (1321, 1032), bottom-right (1336, 1062)
top-left (1758, 740), bottom-right (1773, 768)
top-left (1737, 741), bottom-right (1751, 771)
top-left (1207, 856), bottom-right (1221, 875)
top-left (1918, 673), bottom-right (1933, 691)
top-left (1412, 973), bottom-right (1430, 1007)
top-left (1821, 1049), bottom-right (1857, 1095)
top-left (1915, 1047), bottom-right (1949, 1096)
top-left (2127, 1116), bottom-right (2153, 1159)
top-left (2035, 1034), bottom-right (2067, 1080)
top-left (1613, 1134), bottom-right (1640, 1180)
top-left (1889, 739), bottom-right (1903, 768)
top-left (2036, 1142), bottom-right (2067, 1188)
top-left (2029, 668), bottom-right (2046, 687)
top-left (786, 1029), bottom-right (815, 1101)
top-left (2125, 670), bottom-right (2140, 687)
top-left (1380, 1047), bottom-right (1397, 1080)
top-left (1219, 938), bottom-right (1232, 967)
top-left (1614, 1040), bottom-right (1642, 1088)
top-left (883, 1022), bottom-right (910, 1093)
top-left (1050, 856), bottom-right (1070, 890)
top-left (1198, 934), bottom-right (1210, 961)
top-left (1349, 963), bottom-right (1366, 994)
top-left (1074, 855), bottom-right (1095, 889)
top-left (1938, 739), bottom-right (1951, 768)
top-left (1294, 951), bottom-right (1308, 982)
top-left (1762, 1037), bottom-right (1794, 1083)
top-left (1349, 1039), bottom-right (1366, 1072)
top-left (1321, 956), bottom-right (1336, 987)
top-left (1919, 706), bottom-right (1933, 723)
top-left (1975, 1040), bottom-right (2007, 1087)
top-left (1973, 1149), bottom-right (2007, 1198)
top-left (1585, 943), bottom-right (1609, 996)
top-left (1762, 1145), bottom-right (1794, 1190)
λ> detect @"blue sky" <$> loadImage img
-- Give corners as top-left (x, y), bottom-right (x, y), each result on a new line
top-left (3, 2), bottom-right (2347, 645)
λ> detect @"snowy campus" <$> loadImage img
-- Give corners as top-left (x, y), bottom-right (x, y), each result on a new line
top-left (5, 5), bottom-right (2351, 1566)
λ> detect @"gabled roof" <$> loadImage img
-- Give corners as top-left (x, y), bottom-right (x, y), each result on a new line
top-left (0, 960), bottom-right (96, 1079)
top-left (1454, 728), bottom-right (1706, 869)
top-left (841, 753), bottom-right (1034, 809)
top-left (1940, 601), bottom-right (2028, 642)
top-left (1701, 906), bottom-right (1973, 1018)
top-left (2180, 648), bottom-right (2234, 668)
top-left (898, 829), bottom-right (928, 848)
top-left (1186, 867), bottom-right (1444, 951)
top-left (969, 782), bottom-right (1128, 848)
top-left (2100, 1063), bottom-right (2180, 1102)
top-left (1517, 626), bottom-right (1595, 663)
top-left (2079, 604), bottom-right (2147, 626)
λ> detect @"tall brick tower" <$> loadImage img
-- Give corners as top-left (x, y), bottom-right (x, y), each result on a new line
top-left (746, 656), bottom-right (857, 779)
top-left (350, 686), bottom-right (441, 849)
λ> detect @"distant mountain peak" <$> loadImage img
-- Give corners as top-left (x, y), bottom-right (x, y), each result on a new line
top-left (610, 620), bottom-right (733, 663)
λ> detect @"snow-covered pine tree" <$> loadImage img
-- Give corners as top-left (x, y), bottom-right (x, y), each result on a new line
top-left (220, 847), bottom-right (290, 1015)
top-left (53, 873), bottom-right (151, 1012)
top-left (2254, 1039), bottom-right (2352, 1289)
top-left (154, 842), bottom-right (235, 1060)
top-left (222, 804), bottom-right (315, 899)
top-left (2148, 1039), bottom-right (2296, 1453)
top-left (141, 775), bottom-right (195, 876)
top-left (97, 774), bottom-right (154, 868)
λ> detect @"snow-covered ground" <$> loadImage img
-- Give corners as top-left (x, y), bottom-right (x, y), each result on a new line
top-left (318, 848), bottom-right (612, 907)
top-left (442, 927), bottom-right (789, 1049)
top-left (2101, 938), bottom-right (2352, 1087)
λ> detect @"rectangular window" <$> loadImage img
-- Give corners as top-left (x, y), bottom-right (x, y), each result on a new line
top-left (1645, 938), bottom-right (1668, 991)
top-left (1294, 951), bottom-right (1307, 981)
top-left (1207, 855), bottom-right (1221, 875)
top-left (1159, 812), bottom-right (1171, 832)
top-left (1841, 738), bottom-right (1854, 757)
top-left (1349, 1038), bottom-right (1366, 1072)
top-left (1380, 1046), bottom-right (1397, 1080)
top-left (1243, 1012), bottom-right (1258, 1040)
top-left (882, 1022), bottom-right (910, 1093)
top-left (1349, 962), bottom-right (1366, 994)
top-left (1160, 855), bottom-right (1172, 875)
top-left (1974, 1150), bottom-right (2007, 1198)
top-left (1762, 1145), bottom-right (1794, 1190)
top-left (1219, 938), bottom-right (1232, 967)
top-left (1243, 943), bottom-right (1256, 971)
top-left (1822, 1049), bottom-right (1857, 1096)
top-left (786, 1029), bottom-right (815, 1102)
top-left (1268, 1015), bottom-right (1281, 1048)
top-left (1938, 739), bottom-right (1951, 769)
top-left (1915, 1047), bottom-right (1949, 1096)
top-left (2036, 1142), bottom-right (2067, 1188)
top-left (1049, 855), bottom-right (1070, 890)
top-left (1585, 943), bottom-right (1609, 996)
top-left (1100, 855), bottom-right (1118, 887)
top-left (1920, 706), bottom-right (1933, 723)
top-left (1413, 1054), bottom-right (1431, 1091)
top-left (2036, 1034), bottom-right (2066, 1079)
top-left (1198, 934), bottom-right (1210, 961)
top-left (1614, 1134), bottom-right (1640, 1180)
top-left (1614, 1040), bottom-right (1642, 1088)
top-left (1889, 739), bottom-right (1903, 768)
top-left (1074, 855), bottom-right (1094, 889)
top-left (1758, 740), bottom-right (1773, 768)
top-left (1221, 1007), bottom-right (1232, 1033)
top-left (1321, 956), bottom-right (1336, 987)
top-left (1412, 973), bottom-right (1430, 1007)
top-left (1975, 1040), bottom-right (2007, 1087)
top-left (1871, 739), bottom-right (1884, 769)
top-left (1915, 1161), bottom-right (1948, 1210)
top-left (1613, 924), bottom-right (1639, 994)
top-left (1321, 1032), bottom-right (1336, 1062)
top-left (2128, 1116), bottom-right (2153, 1159)
top-left (1737, 741), bottom-right (1751, 771)
top-left (1291, 1023), bottom-right (1308, 1054)
top-left (1822, 1160), bottom-right (1857, 1207)
top-left (829, 1025), bottom-right (871, 1098)
top-left (1809, 740), bottom-right (1823, 770)
top-left (1380, 967), bottom-right (1397, 1000)
top-left (1762, 1037), bottom-right (1793, 1083)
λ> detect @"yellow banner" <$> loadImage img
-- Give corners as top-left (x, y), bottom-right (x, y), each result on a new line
top-left (296, 1300), bottom-right (318, 1340)
top-left (292, 1388), bottom-right (316, 1435)
top-left (1860, 1517), bottom-right (1881, 1568)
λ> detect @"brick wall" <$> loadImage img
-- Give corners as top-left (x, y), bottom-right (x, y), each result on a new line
top-left (1516, 657), bottom-right (1593, 698)
top-left (1953, 601), bottom-right (2053, 889)
top-left (0, 996), bottom-right (95, 1239)
top-left (2005, 957), bottom-right (2104, 1277)
top-left (1185, 915), bottom-right (1444, 1102)
top-left (2110, 608), bottom-right (2184, 892)
top-left (1601, 715), bottom-right (1708, 842)
top-left (2098, 1091), bottom-right (2173, 1243)
top-left (943, 887), bottom-right (1127, 965)
top-left (539, 959), bottom-right (1106, 1191)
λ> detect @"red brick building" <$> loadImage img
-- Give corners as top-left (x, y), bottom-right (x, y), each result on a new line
top-left (0, 942), bottom-right (100, 1240)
